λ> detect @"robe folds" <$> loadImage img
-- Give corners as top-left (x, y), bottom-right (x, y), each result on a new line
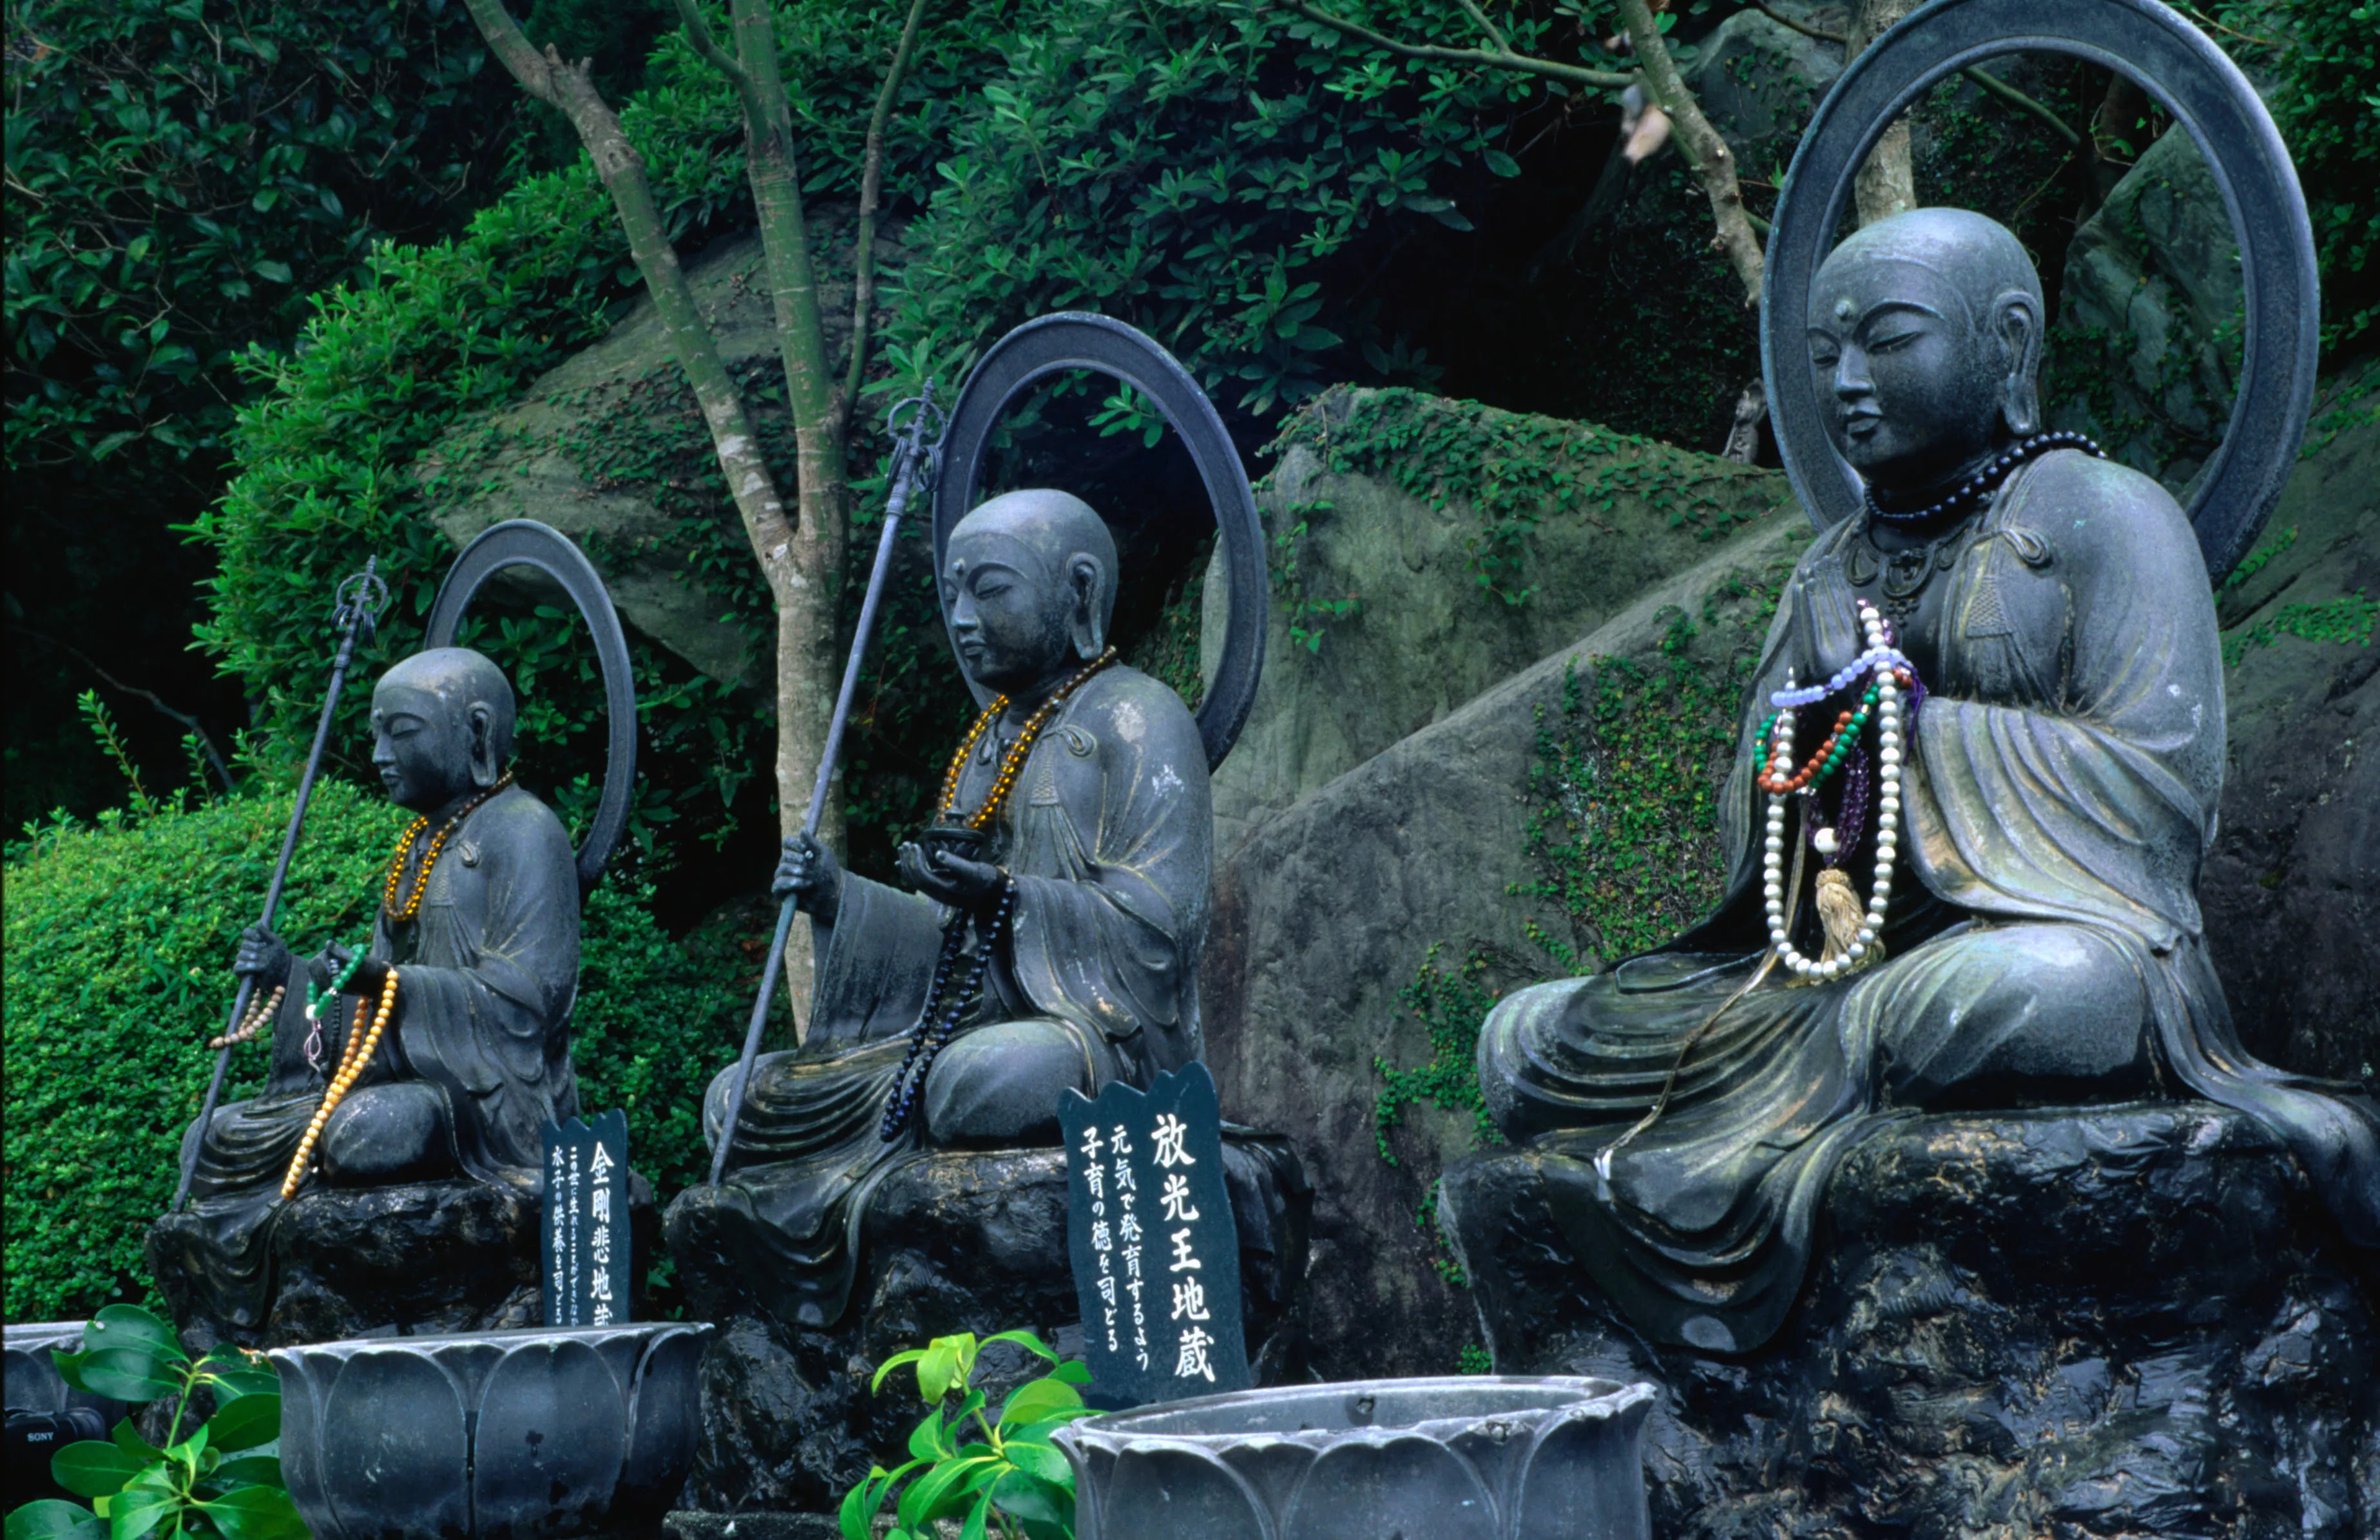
top-left (167, 786), bottom-right (582, 1328)
top-left (678, 664), bottom-right (1213, 1327)
top-left (1476, 450), bottom-right (2380, 1354)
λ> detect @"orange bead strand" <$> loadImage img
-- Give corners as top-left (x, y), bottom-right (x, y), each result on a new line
top-left (383, 773), bottom-right (513, 923)
top-left (937, 648), bottom-right (1118, 833)
top-left (280, 966), bottom-right (399, 1200)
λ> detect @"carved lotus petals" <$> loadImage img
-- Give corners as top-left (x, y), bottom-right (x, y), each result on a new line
top-left (269, 1322), bottom-right (711, 1540)
top-left (1055, 1376), bottom-right (1657, 1540)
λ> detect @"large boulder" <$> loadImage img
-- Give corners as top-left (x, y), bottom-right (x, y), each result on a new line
top-left (1443, 1103), bottom-right (2379, 1540)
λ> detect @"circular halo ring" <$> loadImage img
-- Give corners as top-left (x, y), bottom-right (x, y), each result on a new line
top-left (1761, 0), bottom-right (2318, 580)
top-left (932, 312), bottom-right (1267, 770)
top-left (425, 519), bottom-right (638, 895)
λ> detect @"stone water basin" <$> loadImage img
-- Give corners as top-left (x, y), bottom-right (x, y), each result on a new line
top-left (1052, 1375), bottom-right (1656, 1540)
top-left (269, 1320), bottom-right (710, 1539)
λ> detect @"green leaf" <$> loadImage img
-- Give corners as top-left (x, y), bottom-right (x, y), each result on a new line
top-left (195, 1485), bottom-right (307, 1540)
top-left (105, 1466), bottom-right (179, 1540)
top-left (916, 1338), bottom-right (963, 1403)
top-left (202, 1364), bottom-right (278, 1403)
top-left (870, 1348), bottom-right (926, 1394)
top-left (51, 1440), bottom-right (146, 1499)
top-left (211, 1455), bottom-right (282, 1488)
top-left (896, 1456), bottom-right (997, 1528)
top-left (110, 1420), bottom-right (160, 1462)
top-left (1003, 1440), bottom-right (1073, 1486)
top-left (5, 1500), bottom-right (106, 1540)
top-left (1483, 148), bottom-right (1522, 178)
top-left (908, 1408), bottom-right (954, 1461)
top-left (977, 1329), bottom-right (1059, 1364)
top-left (56, 1348), bottom-right (181, 1402)
top-left (1051, 1361), bottom-right (1092, 1385)
top-left (251, 261), bottom-right (293, 284)
top-left (201, 1394), bottom-right (280, 1453)
top-left (990, 1468), bottom-right (1073, 1526)
top-left (960, 1487), bottom-right (995, 1540)
top-left (997, 1377), bottom-right (1082, 1429)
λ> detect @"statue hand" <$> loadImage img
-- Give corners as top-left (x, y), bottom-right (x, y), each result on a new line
top-left (774, 832), bottom-right (842, 926)
top-left (897, 842), bottom-right (1007, 908)
top-left (233, 926), bottom-right (293, 985)
top-left (309, 942), bottom-right (390, 999)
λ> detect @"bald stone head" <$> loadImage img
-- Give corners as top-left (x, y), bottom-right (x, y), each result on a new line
top-left (944, 489), bottom-right (1118, 696)
top-left (370, 647), bottom-right (516, 813)
top-left (1806, 207), bottom-right (2045, 495)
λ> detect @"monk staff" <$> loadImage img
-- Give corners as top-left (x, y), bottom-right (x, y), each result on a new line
top-left (173, 558), bottom-right (389, 1212)
top-left (710, 382), bottom-right (948, 1186)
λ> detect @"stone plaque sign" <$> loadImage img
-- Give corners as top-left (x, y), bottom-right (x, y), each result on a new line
top-left (1060, 1063), bottom-right (1247, 1408)
top-left (542, 1110), bottom-right (629, 1327)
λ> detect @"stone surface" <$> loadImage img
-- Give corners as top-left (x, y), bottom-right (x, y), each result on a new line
top-left (2051, 124), bottom-right (2243, 494)
top-left (1055, 1377), bottom-right (1655, 1540)
top-left (269, 1320), bottom-right (709, 1540)
top-left (673, 1145), bottom-right (1309, 1516)
top-left (148, 1174), bottom-right (658, 1354)
top-left (1201, 496), bottom-right (1808, 1384)
top-left (664, 1515), bottom-right (838, 1540)
top-left (1442, 1103), bottom-right (2380, 1540)
top-left (2203, 365), bottom-right (2380, 1087)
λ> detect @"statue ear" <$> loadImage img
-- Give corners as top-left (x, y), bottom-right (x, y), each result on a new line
top-left (1995, 290), bottom-right (2043, 437)
top-left (1066, 553), bottom-right (1108, 660)
top-left (466, 702), bottom-right (501, 789)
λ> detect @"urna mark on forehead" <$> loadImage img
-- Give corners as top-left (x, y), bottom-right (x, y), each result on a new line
top-left (946, 488), bottom-right (1118, 585)
top-left (374, 647), bottom-right (516, 723)
top-left (1810, 207), bottom-right (2042, 330)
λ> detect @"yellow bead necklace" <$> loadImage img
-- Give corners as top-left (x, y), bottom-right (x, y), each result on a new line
top-left (937, 648), bottom-right (1117, 832)
top-left (382, 772), bottom-right (513, 923)
top-left (280, 965), bottom-right (399, 1199)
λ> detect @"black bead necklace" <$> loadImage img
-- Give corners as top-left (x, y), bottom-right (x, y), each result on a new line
top-left (1863, 430), bottom-right (2105, 528)
top-left (879, 876), bottom-right (1019, 1141)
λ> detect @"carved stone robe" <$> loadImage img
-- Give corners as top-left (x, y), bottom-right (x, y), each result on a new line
top-left (1472, 450), bottom-right (2380, 1353)
top-left (669, 665), bottom-right (1213, 1327)
top-left (164, 786), bottom-right (582, 1327)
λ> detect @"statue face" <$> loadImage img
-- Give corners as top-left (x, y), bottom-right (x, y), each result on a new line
top-left (371, 683), bottom-right (473, 813)
top-left (1807, 258), bottom-right (2007, 492)
top-left (943, 531), bottom-right (1073, 695)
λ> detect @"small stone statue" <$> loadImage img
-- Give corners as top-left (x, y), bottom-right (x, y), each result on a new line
top-left (161, 647), bottom-right (582, 1329)
top-left (668, 489), bottom-right (1216, 1326)
top-left (1468, 209), bottom-right (2379, 1354)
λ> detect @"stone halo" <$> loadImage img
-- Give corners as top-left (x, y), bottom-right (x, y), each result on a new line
top-left (1758, 0), bottom-right (2320, 583)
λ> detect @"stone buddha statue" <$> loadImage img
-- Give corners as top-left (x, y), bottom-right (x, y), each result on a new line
top-left (1463, 208), bottom-right (2379, 1355)
top-left (157, 647), bottom-right (584, 1331)
top-left (667, 488), bottom-right (1221, 1327)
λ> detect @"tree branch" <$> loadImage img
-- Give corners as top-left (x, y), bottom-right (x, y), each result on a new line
top-left (671, 0), bottom-right (769, 128)
top-left (11, 624), bottom-right (236, 793)
top-left (1614, 0), bottom-right (1762, 303)
top-left (1275, 0), bottom-right (1629, 90)
top-left (840, 0), bottom-right (933, 443)
top-left (1749, 3), bottom-right (2079, 152)
top-left (1452, 0), bottom-right (1510, 54)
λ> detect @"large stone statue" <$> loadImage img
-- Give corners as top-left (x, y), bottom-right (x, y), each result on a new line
top-left (668, 489), bottom-right (1218, 1327)
top-left (157, 647), bottom-right (583, 1331)
top-left (1465, 208), bottom-right (2380, 1355)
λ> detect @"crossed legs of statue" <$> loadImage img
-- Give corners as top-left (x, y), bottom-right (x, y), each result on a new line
top-left (921, 1018), bottom-right (1098, 1146)
top-left (316, 1081), bottom-right (461, 1185)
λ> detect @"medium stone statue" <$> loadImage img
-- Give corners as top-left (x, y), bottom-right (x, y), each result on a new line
top-left (1467, 208), bottom-right (2380, 1354)
top-left (667, 489), bottom-right (1218, 1327)
top-left (157, 647), bottom-right (582, 1331)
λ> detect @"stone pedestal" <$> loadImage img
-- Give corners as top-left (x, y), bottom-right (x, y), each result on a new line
top-left (1441, 1102), bottom-right (2380, 1540)
top-left (148, 1175), bottom-right (658, 1353)
top-left (665, 1143), bottom-right (1310, 1514)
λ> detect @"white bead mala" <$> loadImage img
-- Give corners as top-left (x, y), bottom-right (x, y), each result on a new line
top-left (1763, 600), bottom-right (1904, 984)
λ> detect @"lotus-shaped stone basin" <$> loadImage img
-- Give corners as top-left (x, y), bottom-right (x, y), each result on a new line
top-left (1053, 1376), bottom-right (1657, 1540)
top-left (269, 1321), bottom-right (711, 1539)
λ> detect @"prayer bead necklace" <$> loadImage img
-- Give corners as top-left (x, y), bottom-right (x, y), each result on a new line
top-left (208, 985), bottom-right (285, 1050)
top-left (302, 942), bottom-right (370, 1072)
top-left (280, 965), bottom-right (399, 1199)
top-left (937, 649), bottom-right (1118, 832)
top-left (1761, 600), bottom-right (1908, 983)
top-left (880, 877), bottom-right (1018, 1141)
top-left (383, 772), bottom-right (513, 923)
top-left (1862, 430), bottom-right (2103, 528)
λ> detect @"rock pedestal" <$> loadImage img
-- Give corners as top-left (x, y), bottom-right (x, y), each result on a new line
top-left (147, 1175), bottom-right (658, 1354)
top-left (1442, 1102), bottom-right (2380, 1540)
top-left (665, 1143), bottom-right (1310, 1515)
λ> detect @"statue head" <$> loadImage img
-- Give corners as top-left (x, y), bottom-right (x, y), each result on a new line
top-left (944, 489), bottom-right (1117, 695)
top-left (1807, 207), bottom-right (2044, 494)
top-left (370, 647), bottom-right (516, 813)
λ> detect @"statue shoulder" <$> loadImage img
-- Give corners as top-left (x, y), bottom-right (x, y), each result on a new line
top-left (2012, 448), bottom-right (2202, 583)
top-left (466, 784), bottom-right (577, 871)
top-left (1068, 666), bottom-right (1207, 775)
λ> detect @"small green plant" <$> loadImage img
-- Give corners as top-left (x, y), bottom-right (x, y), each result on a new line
top-left (841, 1329), bottom-right (1093, 1540)
top-left (3, 1304), bottom-right (303, 1540)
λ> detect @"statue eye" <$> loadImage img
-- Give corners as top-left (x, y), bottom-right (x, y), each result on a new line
top-left (1868, 328), bottom-right (1923, 352)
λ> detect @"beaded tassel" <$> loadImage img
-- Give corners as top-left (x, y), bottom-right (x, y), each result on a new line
top-left (280, 966), bottom-right (399, 1199)
top-left (209, 985), bottom-right (285, 1050)
top-left (880, 878), bottom-right (1019, 1141)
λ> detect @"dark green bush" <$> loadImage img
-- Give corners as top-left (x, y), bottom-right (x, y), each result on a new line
top-left (2269, 0), bottom-right (2379, 352)
top-left (3, 777), bottom-right (745, 1322)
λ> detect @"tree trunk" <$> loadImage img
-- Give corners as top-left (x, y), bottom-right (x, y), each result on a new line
top-left (1847, 0), bottom-right (1918, 226)
top-left (1615, 0), bottom-right (1765, 305)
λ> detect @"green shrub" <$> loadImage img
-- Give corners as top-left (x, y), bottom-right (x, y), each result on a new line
top-left (3, 777), bottom-right (745, 1322)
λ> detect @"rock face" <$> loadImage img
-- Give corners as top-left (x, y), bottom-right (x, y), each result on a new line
top-left (668, 1146), bottom-right (1310, 1514)
top-left (1441, 1103), bottom-right (2380, 1540)
top-left (147, 1175), bottom-right (658, 1355)
top-left (2202, 366), bottom-right (2380, 1087)
top-left (1197, 399), bottom-right (1808, 1382)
